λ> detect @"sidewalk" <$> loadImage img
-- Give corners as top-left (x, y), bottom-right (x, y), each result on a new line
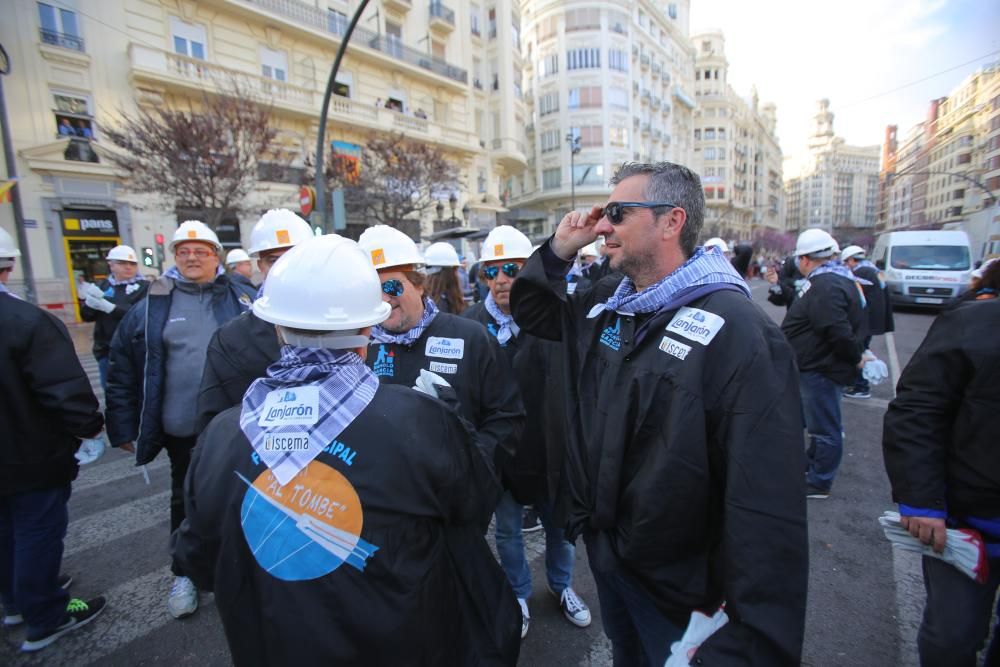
top-left (66, 321), bottom-right (95, 356)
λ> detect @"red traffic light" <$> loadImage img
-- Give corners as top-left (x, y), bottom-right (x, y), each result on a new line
top-left (154, 233), bottom-right (164, 244)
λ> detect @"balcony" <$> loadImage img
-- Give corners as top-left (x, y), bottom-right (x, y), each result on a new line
top-left (40, 28), bottom-right (84, 52)
top-left (383, 0), bottom-right (412, 12)
top-left (490, 137), bottom-right (528, 170)
top-left (641, 89), bottom-right (651, 105)
top-left (238, 0), bottom-right (467, 85)
top-left (429, 2), bottom-right (455, 33)
top-left (651, 63), bottom-right (661, 78)
top-left (651, 96), bottom-right (661, 110)
top-left (641, 123), bottom-right (651, 135)
top-left (640, 54), bottom-right (650, 69)
top-left (652, 129), bottom-right (662, 141)
top-left (632, 81), bottom-right (639, 95)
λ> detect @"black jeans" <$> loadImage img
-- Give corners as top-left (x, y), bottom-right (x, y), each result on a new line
top-left (918, 554), bottom-right (1000, 666)
top-left (0, 485), bottom-right (71, 632)
top-left (164, 434), bottom-right (196, 577)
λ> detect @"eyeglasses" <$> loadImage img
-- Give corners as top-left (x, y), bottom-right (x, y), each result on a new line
top-left (258, 253), bottom-right (284, 268)
top-left (601, 201), bottom-right (682, 225)
top-left (175, 249), bottom-right (214, 259)
top-left (382, 279), bottom-right (404, 297)
top-left (483, 262), bottom-right (521, 280)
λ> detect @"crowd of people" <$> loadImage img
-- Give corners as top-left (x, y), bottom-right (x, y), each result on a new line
top-left (0, 160), bottom-right (997, 665)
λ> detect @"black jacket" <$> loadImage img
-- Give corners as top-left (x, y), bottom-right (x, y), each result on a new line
top-left (780, 271), bottom-right (865, 385)
top-left (366, 313), bottom-right (524, 463)
top-left (1, 294), bottom-right (103, 495)
top-left (196, 311), bottom-right (280, 432)
top-left (766, 256), bottom-right (803, 310)
top-left (463, 302), bottom-right (565, 507)
top-left (510, 244), bottom-right (808, 665)
top-left (852, 264), bottom-right (894, 337)
top-left (106, 273), bottom-right (256, 464)
top-left (172, 385), bottom-right (519, 666)
top-left (883, 298), bottom-right (1000, 519)
top-left (80, 278), bottom-right (149, 358)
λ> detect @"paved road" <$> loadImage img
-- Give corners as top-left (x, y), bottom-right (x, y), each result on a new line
top-left (0, 288), bottom-right (939, 666)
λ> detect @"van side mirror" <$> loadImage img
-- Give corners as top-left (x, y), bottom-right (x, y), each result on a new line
top-left (875, 259), bottom-right (885, 270)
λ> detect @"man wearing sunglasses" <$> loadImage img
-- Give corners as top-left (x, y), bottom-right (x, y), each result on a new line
top-left (464, 226), bottom-right (591, 639)
top-left (509, 162), bottom-right (808, 666)
top-left (358, 224), bottom-right (523, 485)
top-left (195, 209), bottom-right (315, 431)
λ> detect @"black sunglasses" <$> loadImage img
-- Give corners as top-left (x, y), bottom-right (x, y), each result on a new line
top-left (483, 262), bottom-right (521, 280)
top-left (382, 279), bottom-right (404, 297)
top-left (602, 201), bottom-right (682, 225)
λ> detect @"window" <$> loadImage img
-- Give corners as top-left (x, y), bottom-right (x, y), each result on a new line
top-left (568, 87), bottom-right (601, 109)
top-left (431, 41), bottom-right (446, 61)
top-left (638, 10), bottom-right (646, 28)
top-left (385, 20), bottom-right (403, 56)
top-left (539, 91), bottom-right (559, 116)
top-left (608, 87), bottom-right (628, 109)
top-left (608, 49), bottom-right (628, 72)
top-left (572, 164), bottom-right (605, 185)
top-left (565, 8), bottom-right (601, 31)
top-left (38, 2), bottom-right (82, 50)
top-left (609, 127), bottom-right (628, 147)
top-left (717, 167), bottom-right (725, 179)
top-left (536, 15), bottom-right (558, 41)
top-left (567, 48), bottom-right (600, 70)
top-left (472, 58), bottom-right (483, 89)
top-left (718, 148), bottom-right (725, 160)
top-left (260, 47), bottom-right (287, 82)
top-left (53, 92), bottom-right (94, 139)
top-left (609, 11), bottom-right (628, 34)
top-left (511, 14), bottom-right (520, 49)
top-left (470, 3), bottom-right (481, 36)
top-left (488, 8), bottom-right (497, 39)
top-left (705, 187), bottom-right (715, 199)
top-left (668, 3), bottom-right (678, 19)
top-left (543, 168), bottom-right (561, 189)
top-left (718, 188), bottom-right (725, 199)
top-left (478, 169), bottom-right (487, 193)
top-left (703, 147), bottom-right (716, 159)
top-left (539, 52), bottom-right (559, 77)
top-left (694, 129), bottom-right (701, 140)
top-left (327, 9), bottom-right (347, 36)
top-left (540, 129), bottom-right (561, 153)
top-left (171, 17), bottom-right (206, 59)
top-left (704, 128), bottom-right (715, 140)
top-left (570, 126), bottom-right (602, 148)
top-left (333, 73), bottom-right (352, 98)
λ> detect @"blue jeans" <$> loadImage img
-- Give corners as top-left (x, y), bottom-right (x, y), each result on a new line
top-left (800, 371), bottom-right (844, 492)
top-left (0, 485), bottom-right (71, 633)
top-left (97, 355), bottom-right (109, 393)
top-left (918, 554), bottom-right (1000, 666)
top-left (585, 536), bottom-right (684, 667)
top-left (493, 491), bottom-right (573, 599)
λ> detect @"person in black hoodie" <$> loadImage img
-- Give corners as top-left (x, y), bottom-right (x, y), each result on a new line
top-left (730, 242), bottom-right (753, 279)
top-left (766, 255), bottom-right (805, 309)
top-left (79, 244), bottom-right (149, 391)
top-left (841, 245), bottom-right (894, 399)
top-left (172, 235), bottom-right (518, 665)
top-left (0, 234), bottom-right (107, 652)
top-left (780, 229), bottom-right (865, 499)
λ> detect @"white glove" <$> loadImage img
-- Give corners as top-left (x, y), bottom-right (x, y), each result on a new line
top-left (76, 435), bottom-right (106, 465)
top-left (412, 369), bottom-right (452, 398)
top-left (80, 282), bottom-right (106, 300)
top-left (85, 294), bottom-right (116, 314)
top-left (665, 607), bottom-right (730, 666)
top-left (862, 353), bottom-right (889, 385)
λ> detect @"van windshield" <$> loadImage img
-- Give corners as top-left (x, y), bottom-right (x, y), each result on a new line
top-left (890, 245), bottom-right (970, 271)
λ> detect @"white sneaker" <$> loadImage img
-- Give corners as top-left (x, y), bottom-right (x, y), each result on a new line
top-left (167, 576), bottom-right (198, 619)
top-left (557, 587), bottom-right (591, 628)
top-left (518, 597), bottom-right (530, 639)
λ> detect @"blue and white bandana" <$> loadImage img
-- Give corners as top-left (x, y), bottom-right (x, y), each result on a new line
top-left (107, 273), bottom-right (146, 287)
top-left (854, 259), bottom-right (885, 288)
top-left (370, 297), bottom-right (439, 347)
top-left (0, 282), bottom-right (18, 299)
top-left (485, 292), bottom-right (520, 344)
top-left (587, 246), bottom-right (750, 319)
top-left (808, 260), bottom-right (872, 307)
top-left (163, 264), bottom-right (225, 283)
top-left (240, 346), bottom-right (379, 486)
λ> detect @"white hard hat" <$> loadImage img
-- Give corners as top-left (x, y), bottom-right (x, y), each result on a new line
top-left (840, 245), bottom-right (866, 262)
top-left (253, 234), bottom-right (391, 331)
top-left (424, 242), bottom-right (461, 267)
top-left (794, 228), bottom-right (839, 258)
top-left (226, 249), bottom-right (251, 265)
top-left (170, 220), bottom-right (222, 253)
top-left (579, 243), bottom-right (599, 258)
top-left (358, 224), bottom-right (425, 270)
top-left (106, 245), bottom-right (139, 263)
top-left (480, 225), bottom-right (532, 262)
top-left (704, 237), bottom-right (729, 253)
top-left (0, 227), bottom-right (23, 258)
top-left (248, 209), bottom-right (313, 257)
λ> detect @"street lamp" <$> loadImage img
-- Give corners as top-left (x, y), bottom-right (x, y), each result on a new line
top-left (435, 193), bottom-right (470, 229)
top-left (566, 132), bottom-right (581, 211)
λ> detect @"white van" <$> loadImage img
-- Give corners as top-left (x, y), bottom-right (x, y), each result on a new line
top-left (871, 230), bottom-right (973, 308)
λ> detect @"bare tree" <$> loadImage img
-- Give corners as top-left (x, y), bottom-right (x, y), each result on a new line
top-left (322, 132), bottom-right (461, 241)
top-left (104, 81), bottom-right (280, 229)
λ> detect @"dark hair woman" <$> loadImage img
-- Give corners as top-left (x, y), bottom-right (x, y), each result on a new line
top-left (425, 266), bottom-right (466, 314)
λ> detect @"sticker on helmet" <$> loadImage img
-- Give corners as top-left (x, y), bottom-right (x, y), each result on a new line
top-left (494, 244), bottom-right (504, 256)
top-left (187, 230), bottom-right (197, 238)
top-left (276, 229), bottom-right (290, 244)
top-left (371, 248), bottom-right (386, 265)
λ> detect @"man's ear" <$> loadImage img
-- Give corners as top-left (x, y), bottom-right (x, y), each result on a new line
top-left (661, 207), bottom-right (687, 241)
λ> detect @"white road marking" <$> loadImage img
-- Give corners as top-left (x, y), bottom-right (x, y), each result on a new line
top-left (64, 491), bottom-right (171, 557)
top-left (73, 456), bottom-right (168, 492)
top-left (892, 548), bottom-right (924, 667)
top-left (884, 332), bottom-right (902, 399)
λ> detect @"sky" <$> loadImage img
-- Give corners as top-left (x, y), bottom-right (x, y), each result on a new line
top-left (689, 0), bottom-right (1000, 173)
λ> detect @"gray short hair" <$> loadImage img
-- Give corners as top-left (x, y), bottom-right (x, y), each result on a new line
top-left (610, 162), bottom-right (705, 258)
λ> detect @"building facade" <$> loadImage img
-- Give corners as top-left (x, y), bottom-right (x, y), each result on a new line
top-left (689, 31), bottom-right (783, 244)
top-left (511, 0), bottom-right (696, 238)
top-left (784, 99), bottom-right (879, 243)
top-left (1, 0), bottom-right (526, 319)
top-left (880, 63), bottom-right (1000, 238)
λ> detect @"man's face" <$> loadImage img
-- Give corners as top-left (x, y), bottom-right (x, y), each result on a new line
top-left (580, 254), bottom-right (597, 267)
top-left (109, 260), bottom-right (138, 281)
top-left (484, 259), bottom-right (524, 312)
top-left (377, 269), bottom-right (425, 333)
top-left (257, 247), bottom-right (290, 278)
top-left (174, 241), bottom-right (219, 283)
top-left (845, 257), bottom-right (859, 269)
top-left (232, 260), bottom-right (253, 278)
top-left (593, 175), bottom-right (667, 279)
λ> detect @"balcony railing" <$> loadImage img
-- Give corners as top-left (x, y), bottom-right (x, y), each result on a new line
top-left (429, 2), bottom-right (455, 27)
top-left (40, 28), bottom-right (84, 52)
top-left (242, 0), bottom-right (467, 84)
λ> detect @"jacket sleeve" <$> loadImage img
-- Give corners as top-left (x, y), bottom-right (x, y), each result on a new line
top-left (22, 311), bottom-right (103, 438)
top-left (696, 330), bottom-right (809, 665)
top-left (474, 331), bottom-right (526, 463)
top-left (105, 304), bottom-right (144, 446)
top-left (509, 240), bottom-right (577, 342)
top-left (170, 429), bottom-right (221, 592)
top-left (882, 308), bottom-right (968, 512)
top-left (195, 329), bottom-right (239, 432)
top-left (806, 280), bottom-right (862, 365)
top-left (767, 258), bottom-right (797, 307)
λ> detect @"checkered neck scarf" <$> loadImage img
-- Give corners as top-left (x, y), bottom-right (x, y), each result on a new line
top-left (163, 265), bottom-right (225, 283)
top-left (0, 282), bottom-right (18, 299)
top-left (810, 260), bottom-right (873, 286)
top-left (370, 297), bottom-right (439, 347)
top-left (240, 346), bottom-right (379, 486)
top-left (106, 274), bottom-right (146, 287)
top-left (587, 246), bottom-right (750, 319)
top-left (485, 292), bottom-right (520, 344)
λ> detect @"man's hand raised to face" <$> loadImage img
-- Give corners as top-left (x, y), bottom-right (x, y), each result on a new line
top-left (551, 205), bottom-right (604, 261)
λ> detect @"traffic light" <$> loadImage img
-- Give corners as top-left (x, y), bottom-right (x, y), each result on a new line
top-left (142, 247), bottom-right (154, 267)
top-left (154, 233), bottom-right (165, 266)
